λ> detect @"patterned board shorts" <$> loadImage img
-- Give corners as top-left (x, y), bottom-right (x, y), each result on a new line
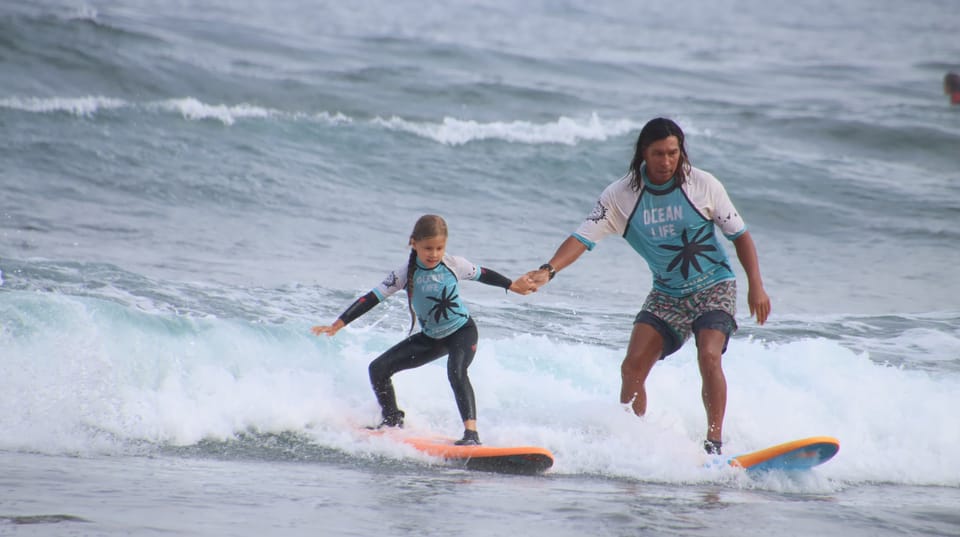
top-left (635, 280), bottom-right (738, 358)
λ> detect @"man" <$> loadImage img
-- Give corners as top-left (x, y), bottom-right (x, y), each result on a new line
top-left (524, 117), bottom-right (771, 455)
top-left (945, 72), bottom-right (960, 105)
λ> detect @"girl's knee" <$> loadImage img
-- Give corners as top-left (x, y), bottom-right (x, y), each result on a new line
top-left (369, 360), bottom-right (389, 383)
top-left (447, 363), bottom-right (469, 386)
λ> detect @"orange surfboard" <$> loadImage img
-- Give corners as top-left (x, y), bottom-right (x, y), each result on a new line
top-left (368, 430), bottom-right (554, 474)
top-left (729, 436), bottom-right (840, 472)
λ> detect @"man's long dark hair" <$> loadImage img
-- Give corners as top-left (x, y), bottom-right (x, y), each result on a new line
top-left (628, 117), bottom-right (691, 192)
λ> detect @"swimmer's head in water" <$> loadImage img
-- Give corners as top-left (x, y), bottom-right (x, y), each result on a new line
top-left (945, 72), bottom-right (960, 94)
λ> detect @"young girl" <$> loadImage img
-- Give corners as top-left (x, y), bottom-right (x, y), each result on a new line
top-left (312, 214), bottom-right (533, 445)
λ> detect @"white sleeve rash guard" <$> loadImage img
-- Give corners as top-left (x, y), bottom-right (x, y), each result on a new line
top-left (572, 165), bottom-right (747, 297)
top-left (373, 254), bottom-right (482, 339)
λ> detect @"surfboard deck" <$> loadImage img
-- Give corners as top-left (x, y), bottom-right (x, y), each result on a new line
top-left (366, 430), bottom-right (554, 475)
top-left (729, 436), bottom-right (839, 472)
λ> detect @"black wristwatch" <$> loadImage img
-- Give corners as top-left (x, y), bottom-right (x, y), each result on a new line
top-left (539, 263), bottom-right (556, 280)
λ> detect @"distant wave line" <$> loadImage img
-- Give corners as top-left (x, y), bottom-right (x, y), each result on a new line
top-left (0, 96), bottom-right (317, 125)
top-left (373, 113), bottom-right (641, 146)
top-left (0, 95), bottom-right (638, 145)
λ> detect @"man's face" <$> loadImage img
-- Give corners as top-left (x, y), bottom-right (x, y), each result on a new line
top-left (643, 136), bottom-right (680, 184)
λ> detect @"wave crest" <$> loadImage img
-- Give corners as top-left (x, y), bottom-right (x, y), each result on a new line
top-left (2, 94), bottom-right (637, 144)
top-left (374, 112), bottom-right (640, 146)
top-left (0, 96), bottom-right (127, 116)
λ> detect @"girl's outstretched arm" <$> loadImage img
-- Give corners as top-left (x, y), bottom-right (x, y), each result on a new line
top-left (478, 267), bottom-right (535, 295)
top-left (311, 291), bottom-right (381, 337)
top-left (311, 319), bottom-right (345, 337)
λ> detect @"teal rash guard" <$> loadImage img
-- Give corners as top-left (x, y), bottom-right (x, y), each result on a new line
top-left (572, 164), bottom-right (747, 297)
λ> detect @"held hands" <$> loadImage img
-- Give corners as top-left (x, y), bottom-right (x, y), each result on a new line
top-left (525, 268), bottom-right (552, 287)
top-left (509, 274), bottom-right (540, 295)
top-left (311, 319), bottom-right (344, 337)
top-left (509, 267), bottom-right (552, 295)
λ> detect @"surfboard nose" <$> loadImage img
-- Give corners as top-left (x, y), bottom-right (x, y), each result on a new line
top-left (730, 436), bottom-right (840, 472)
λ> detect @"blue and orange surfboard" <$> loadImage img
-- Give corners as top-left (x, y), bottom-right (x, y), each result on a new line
top-left (729, 436), bottom-right (840, 472)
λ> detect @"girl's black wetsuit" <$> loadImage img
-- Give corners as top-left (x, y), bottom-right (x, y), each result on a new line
top-left (369, 317), bottom-right (478, 423)
top-left (335, 254), bottom-right (512, 424)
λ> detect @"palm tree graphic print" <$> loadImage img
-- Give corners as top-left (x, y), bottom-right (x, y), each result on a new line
top-left (659, 227), bottom-right (731, 280)
top-left (426, 285), bottom-right (468, 323)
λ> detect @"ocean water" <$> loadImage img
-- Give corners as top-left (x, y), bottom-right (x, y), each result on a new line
top-left (2, 0), bottom-right (959, 535)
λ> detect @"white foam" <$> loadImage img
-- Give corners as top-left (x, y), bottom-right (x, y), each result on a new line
top-left (372, 112), bottom-right (641, 146)
top-left (314, 111), bottom-right (353, 124)
top-left (65, 4), bottom-right (98, 21)
top-left (151, 98), bottom-right (277, 126)
top-left (2, 94), bottom-right (645, 147)
top-left (1, 291), bottom-right (957, 488)
top-left (0, 96), bottom-right (127, 116)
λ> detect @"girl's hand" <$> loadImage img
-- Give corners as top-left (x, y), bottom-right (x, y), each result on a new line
top-left (509, 274), bottom-right (539, 295)
top-left (311, 319), bottom-right (344, 336)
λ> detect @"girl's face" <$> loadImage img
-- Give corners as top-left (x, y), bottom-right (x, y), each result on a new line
top-left (412, 235), bottom-right (447, 269)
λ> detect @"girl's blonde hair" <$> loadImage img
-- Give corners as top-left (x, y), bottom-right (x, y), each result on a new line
top-left (405, 215), bottom-right (448, 333)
